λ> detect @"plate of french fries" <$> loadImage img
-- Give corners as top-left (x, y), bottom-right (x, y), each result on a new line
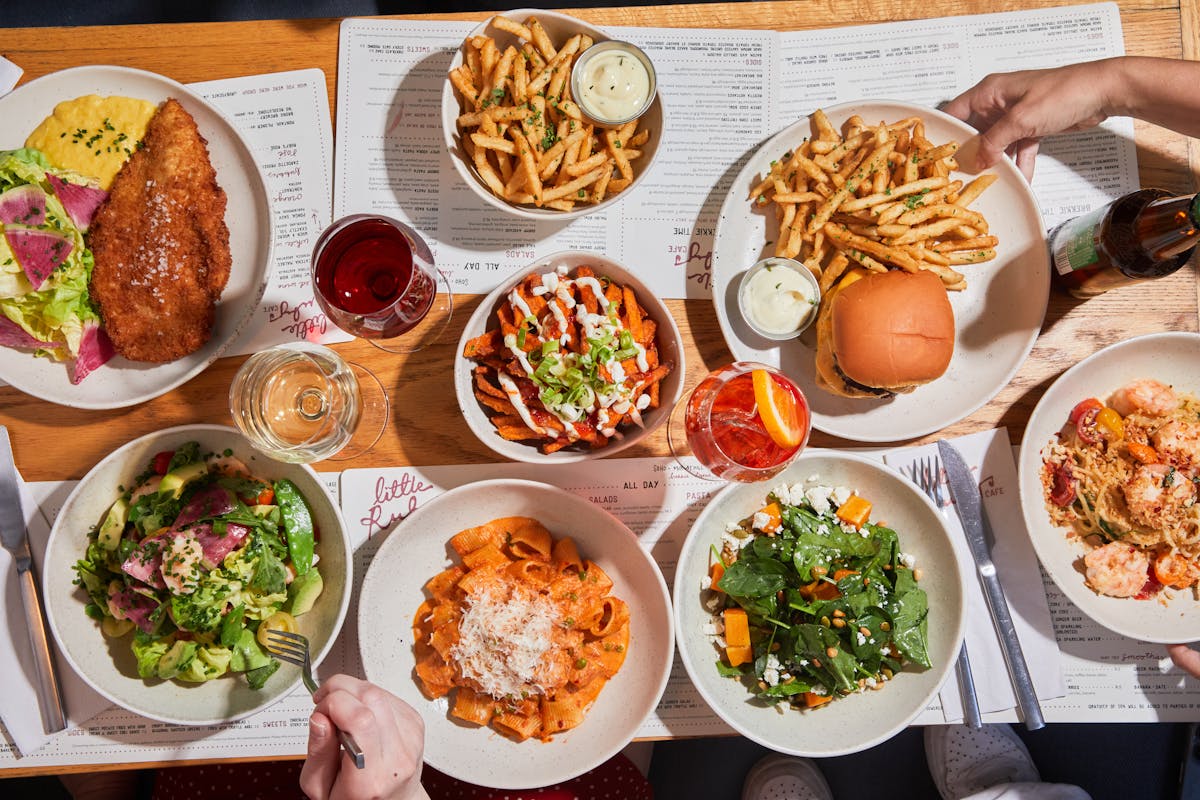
top-left (455, 250), bottom-right (684, 463)
top-left (442, 10), bottom-right (664, 219)
top-left (711, 100), bottom-right (1050, 442)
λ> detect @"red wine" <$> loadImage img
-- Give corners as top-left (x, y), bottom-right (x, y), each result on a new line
top-left (312, 216), bottom-right (435, 338)
top-left (315, 218), bottom-right (414, 314)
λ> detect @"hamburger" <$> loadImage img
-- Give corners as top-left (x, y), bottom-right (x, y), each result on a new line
top-left (814, 269), bottom-right (954, 399)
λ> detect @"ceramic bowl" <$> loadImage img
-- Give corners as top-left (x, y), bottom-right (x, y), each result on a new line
top-left (673, 451), bottom-right (968, 756)
top-left (441, 9), bottom-right (665, 220)
top-left (42, 424), bottom-right (351, 725)
top-left (1018, 332), bottom-right (1200, 643)
top-left (455, 249), bottom-right (685, 463)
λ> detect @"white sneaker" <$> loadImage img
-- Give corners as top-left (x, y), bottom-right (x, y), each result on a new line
top-left (741, 754), bottom-right (833, 800)
top-left (925, 724), bottom-right (1041, 799)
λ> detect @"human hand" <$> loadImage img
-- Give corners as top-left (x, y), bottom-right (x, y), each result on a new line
top-left (300, 674), bottom-right (427, 800)
top-left (943, 60), bottom-right (1118, 181)
top-left (1168, 644), bottom-right (1200, 678)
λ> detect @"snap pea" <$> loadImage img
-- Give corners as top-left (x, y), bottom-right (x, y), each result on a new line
top-left (273, 478), bottom-right (314, 575)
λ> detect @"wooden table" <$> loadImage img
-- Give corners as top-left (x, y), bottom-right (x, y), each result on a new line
top-left (0, 0), bottom-right (1197, 778)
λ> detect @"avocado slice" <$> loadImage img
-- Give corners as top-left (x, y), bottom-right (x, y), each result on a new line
top-left (97, 497), bottom-right (128, 551)
top-left (156, 640), bottom-right (199, 680)
top-left (249, 504), bottom-right (278, 519)
top-left (230, 628), bottom-right (272, 673)
top-left (288, 567), bottom-right (324, 616)
top-left (158, 462), bottom-right (208, 499)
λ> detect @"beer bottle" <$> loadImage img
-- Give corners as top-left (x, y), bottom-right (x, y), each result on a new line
top-left (1048, 189), bottom-right (1199, 298)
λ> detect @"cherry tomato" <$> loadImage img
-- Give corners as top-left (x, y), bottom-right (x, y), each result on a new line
top-left (1068, 398), bottom-right (1103, 426)
top-left (1074, 406), bottom-right (1102, 445)
top-left (152, 451), bottom-right (174, 475)
top-left (1048, 462), bottom-right (1076, 507)
top-left (1095, 407), bottom-right (1125, 440)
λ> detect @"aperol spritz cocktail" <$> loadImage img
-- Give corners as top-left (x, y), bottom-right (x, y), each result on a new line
top-left (668, 362), bottom-right (810, 482)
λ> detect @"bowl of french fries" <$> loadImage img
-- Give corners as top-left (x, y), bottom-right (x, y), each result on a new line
top-left (455, 250), bottom-right (684, 463)
top-left (442, 10), bottom-right (664, 219)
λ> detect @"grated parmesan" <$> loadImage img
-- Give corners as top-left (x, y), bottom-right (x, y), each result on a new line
top-left (449, 586), bottom-right (557, 699)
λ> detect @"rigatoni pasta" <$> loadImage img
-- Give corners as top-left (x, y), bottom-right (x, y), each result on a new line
top-left (412, 516), bottom-right (631, 741)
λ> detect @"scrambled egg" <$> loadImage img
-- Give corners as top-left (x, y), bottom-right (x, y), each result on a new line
top-left (25, 95), bottom-right (158, 189)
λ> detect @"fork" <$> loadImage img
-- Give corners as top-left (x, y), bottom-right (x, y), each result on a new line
top-left (267, 630), bottom-right (366, 769)
top-left (913, 455), bottom-right (984, 730)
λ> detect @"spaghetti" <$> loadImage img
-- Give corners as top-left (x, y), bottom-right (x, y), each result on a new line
top-left (1041, 379), bottom-right (1200, 598)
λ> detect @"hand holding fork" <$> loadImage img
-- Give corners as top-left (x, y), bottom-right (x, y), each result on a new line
top-left (267, 631), bottom-right (428, 800)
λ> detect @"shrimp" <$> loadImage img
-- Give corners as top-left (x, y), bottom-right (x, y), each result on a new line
top-left (160, 534), bottom-right (204, 595)
top-left (1123, 464), bottom-right (1197, 529)
top-left (1151, 419), bottom-right (1200, 468)
top-left (207, 454), bottom-right (251, 477)
top-left (1109, 379), bottom-right (1178, 417)
top-left (1084, 541), bottom-right (1150, 598)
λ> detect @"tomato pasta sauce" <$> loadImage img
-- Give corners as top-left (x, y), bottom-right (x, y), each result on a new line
top-left (413, 516), bottom-right (630, 741)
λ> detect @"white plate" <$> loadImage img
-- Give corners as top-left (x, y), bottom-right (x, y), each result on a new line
top-left (674, 451), bottom-right (967, 757)
top-left (42, 425), bottom-right (352, 725)
top-left (0, 65), bottom-right (273, 409)
top-left (358, 479), bottom-right (673, 789)
top-left (711, 100), bottom-right (1048, 442)
top-left (454, 250), bottom-right (684, 463)
top-left (1017, 332), bottom-right (1200, 643)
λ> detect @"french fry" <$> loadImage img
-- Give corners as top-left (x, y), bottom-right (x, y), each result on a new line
top-left (491, 15), bottom-right (532, 40)
top-left (954, 174), bottom-right (998, 208)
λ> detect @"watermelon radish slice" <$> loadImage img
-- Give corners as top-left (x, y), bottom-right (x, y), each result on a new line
top-left (46, 175), bottom-right (107, 231)
top-left (3, 226), bottom-right (73, 290)
top-left (0, 315), bottom-right (44, 349)
top-left (70, 322), bottom-right (114, 384)
top-left (0, 185), bottom-right (49, 226)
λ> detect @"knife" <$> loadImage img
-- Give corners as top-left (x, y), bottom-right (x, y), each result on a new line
top-left (0, 426), bottom-right (67, 734)
top-left (937, 440), bottom-right (1045, 731)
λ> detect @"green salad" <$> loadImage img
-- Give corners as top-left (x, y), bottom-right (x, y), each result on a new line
top-left (706, 481), bottom-right (930, 708)
top-left (73, 442), bottom-right (324, 689)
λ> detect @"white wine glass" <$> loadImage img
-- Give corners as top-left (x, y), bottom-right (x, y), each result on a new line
top-left (229, 342), bottom-right (388, 463)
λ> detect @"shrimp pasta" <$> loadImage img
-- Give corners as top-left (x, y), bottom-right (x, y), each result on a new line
top-left (412, 516), bottom-right (630, 741)
top-left (1041, 379), bottom-right (1200, 598)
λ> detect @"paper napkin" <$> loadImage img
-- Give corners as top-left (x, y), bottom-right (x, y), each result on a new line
top-left (0, 477), bottom-right (108, 756)
top-left (0, 56), bottom-right (22, 97)
top-left (883, 429), bottom-right (1067, 722)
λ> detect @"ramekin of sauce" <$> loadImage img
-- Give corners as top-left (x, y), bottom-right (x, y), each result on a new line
top-left (570, 41), bottom-right (657, 126)
top-left (738, 257), bottom-right (822, 340)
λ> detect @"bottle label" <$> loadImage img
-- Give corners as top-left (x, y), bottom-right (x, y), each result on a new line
top-left (1050, 205), bottom-right (1106, 276)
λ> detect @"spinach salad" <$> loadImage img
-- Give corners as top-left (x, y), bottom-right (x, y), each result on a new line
top-left (706, 481), bottom-right (930, 708)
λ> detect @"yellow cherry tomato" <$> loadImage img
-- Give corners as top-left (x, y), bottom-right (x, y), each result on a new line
top-left (1096, 407), bottom-right (1125, 441)
top-left (257, 611), bottom-right (298, 650)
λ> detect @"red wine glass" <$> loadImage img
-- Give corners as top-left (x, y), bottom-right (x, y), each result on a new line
top-left (311, 214), bottom-right (453, 354)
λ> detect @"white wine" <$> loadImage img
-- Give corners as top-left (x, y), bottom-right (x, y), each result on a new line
top-left (230, 343), bottom-right (363, 463)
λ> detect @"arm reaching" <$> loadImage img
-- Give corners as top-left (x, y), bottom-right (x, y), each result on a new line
top-left (945, 57), bottom-right (1200, 180)
top-left (301, 674), bottom-right (430, 800)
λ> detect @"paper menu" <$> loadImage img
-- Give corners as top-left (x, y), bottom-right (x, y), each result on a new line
top-left (335, 3), bottom-right (1135, 300)
top-left (189, 69), bottom-right (354, 353)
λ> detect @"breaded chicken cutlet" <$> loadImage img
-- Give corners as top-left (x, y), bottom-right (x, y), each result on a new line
top-left (88, 98), bottom-right (231, 363)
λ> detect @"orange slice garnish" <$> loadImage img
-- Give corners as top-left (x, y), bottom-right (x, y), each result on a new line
top-left (752, 369), bottom-right (804, 449)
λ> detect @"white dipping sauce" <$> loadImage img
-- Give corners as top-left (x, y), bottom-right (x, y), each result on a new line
top-left (576, 48), bottom-right (651, 122)
top-left (742, 263), bottom-right (818, 335)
